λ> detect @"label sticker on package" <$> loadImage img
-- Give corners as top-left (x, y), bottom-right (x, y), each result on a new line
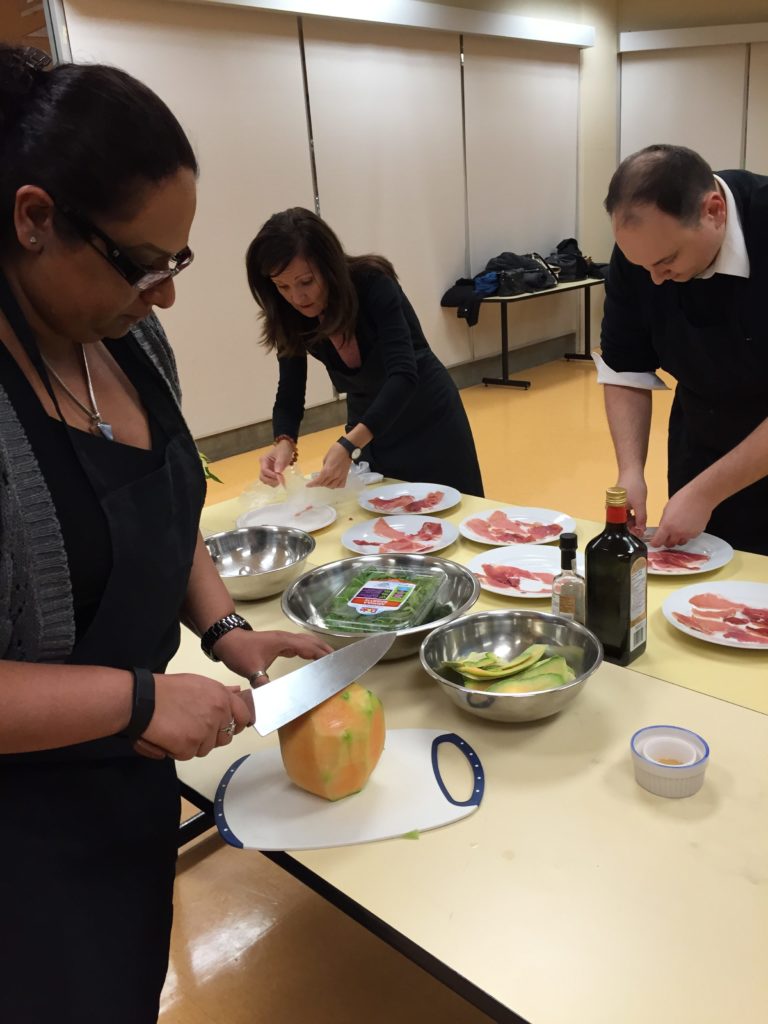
top-left (348, 578), bottom-right (416, 616)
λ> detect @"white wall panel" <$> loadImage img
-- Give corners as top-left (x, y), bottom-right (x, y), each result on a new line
top-left (746, 43), bottom-right (768, 173)
top-left (302, 18), bottom-right (471, 367)
top-left (463, 35), bottom-right (580, 358)
top-left (63, 0), bottom-right (331, 439)
top-left (620, 45), bottom-right (747, 168)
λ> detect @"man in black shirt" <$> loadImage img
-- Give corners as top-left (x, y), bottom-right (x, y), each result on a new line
top-left (597, 144), bottom-right (768, 555)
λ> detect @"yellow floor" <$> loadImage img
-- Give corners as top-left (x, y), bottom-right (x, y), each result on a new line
top-left (163, 358), bottom-right (675, 1023)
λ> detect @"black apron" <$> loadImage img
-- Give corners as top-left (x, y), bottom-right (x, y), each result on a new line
top-left (324, 344), bottom-right (484, 496)
top-left (0, 275), bottom-right (205, 1024)
top-left (656, 275), bottom-right (768, 555)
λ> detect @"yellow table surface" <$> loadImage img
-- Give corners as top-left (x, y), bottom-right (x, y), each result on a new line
top-left (200, 489), bottom-right (768, 715)
top-left (172, 490), bottom-right (768, 1023)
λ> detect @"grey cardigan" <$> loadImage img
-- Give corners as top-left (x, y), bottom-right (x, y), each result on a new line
top-left (0, 314), bottom-right (184, 663)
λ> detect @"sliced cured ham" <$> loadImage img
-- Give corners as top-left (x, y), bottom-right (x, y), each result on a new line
top-left (673, 592), bottom-right (768, 645)
top-left (648, 549), bottom-right (709, 572)
top-left (352, 517), bottom-right (443, 554)
top-left (477, 563), bottom-right (554, 593)
top-left (373, 518), bottom-right (406, 540)
top-left (467, 511), bottom-right (563, 544)
top-left (690, 593), bottom-right (740, 611)
top-left (403, 491), bottom-right (444, 513)
top-left (369, 494), bottom-right (413, 511)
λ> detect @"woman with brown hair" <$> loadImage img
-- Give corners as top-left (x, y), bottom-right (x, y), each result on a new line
top-left (247, 208), bottom-right (484, 495)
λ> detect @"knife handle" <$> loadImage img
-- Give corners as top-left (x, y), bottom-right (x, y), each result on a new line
top-left (430, 733), bottom-right (485, 808)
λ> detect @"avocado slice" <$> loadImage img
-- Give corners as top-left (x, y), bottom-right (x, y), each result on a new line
top-left (515, 656), bottom-right (574, 683)
top-left (488, 672), bottom-right (567, 694)
top-left (446, 643), bottom-right (548, 680)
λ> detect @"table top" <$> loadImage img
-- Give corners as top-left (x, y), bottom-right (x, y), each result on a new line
top-left (200, 489), bottom-right (768, 716)
top-left (172, 488), bottom-right (768, 1024)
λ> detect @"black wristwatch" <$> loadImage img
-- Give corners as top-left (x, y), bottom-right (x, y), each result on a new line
top-left (336, 436), bottom-right (362, 461)
top-left (201, 612), bottom-right (253, 661)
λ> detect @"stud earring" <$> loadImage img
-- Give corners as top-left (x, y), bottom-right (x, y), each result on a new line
top-left (29, 235), bottom-right (38, 244)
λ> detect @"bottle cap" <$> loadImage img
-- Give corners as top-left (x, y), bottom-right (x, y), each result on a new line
top-left (559, 532), bottom-right (578, 550)
top-left (605, 486), bottom-right (627, 507)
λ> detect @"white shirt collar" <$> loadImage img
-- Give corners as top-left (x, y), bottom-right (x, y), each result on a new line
top-left (696, 175), bottom-right (750, 280)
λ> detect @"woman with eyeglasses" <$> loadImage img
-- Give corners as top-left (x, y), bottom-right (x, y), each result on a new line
top-left (0, 46), bottom-right (330, 1024)
top-left (247, 208), bottom-right (484, 495)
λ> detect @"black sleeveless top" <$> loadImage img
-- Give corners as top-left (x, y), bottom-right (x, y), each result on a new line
top-left (0, 336), bottom-right (168, 640)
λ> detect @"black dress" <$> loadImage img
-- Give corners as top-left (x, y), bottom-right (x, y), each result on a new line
top-left (601, 169), bottom-right (768, 555)
top-left (0, 292), bottom-right (205, 1023)
top-left (272, 269), bottom-right (484, 496)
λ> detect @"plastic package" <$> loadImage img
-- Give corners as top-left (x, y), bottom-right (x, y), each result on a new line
top-left (322, 567), bottom-right (447, 634)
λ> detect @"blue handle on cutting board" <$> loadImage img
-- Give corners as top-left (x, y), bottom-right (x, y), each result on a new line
top-left (430, 733), bottom-right (485, 808)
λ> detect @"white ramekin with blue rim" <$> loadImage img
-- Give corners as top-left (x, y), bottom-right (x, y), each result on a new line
top-left (630, 724), bottom-right (710, 798)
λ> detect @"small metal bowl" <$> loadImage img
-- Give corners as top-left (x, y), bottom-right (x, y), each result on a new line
top-left (420, 609), bottom-right (603, 723)
top-left (205, 526), bottom-right (315, 601)
top-left (281, 553), bottom-right (481, 660)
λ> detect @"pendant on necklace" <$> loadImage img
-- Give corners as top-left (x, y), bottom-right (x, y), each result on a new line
top-left (97, 421), bottom-right (114, 441)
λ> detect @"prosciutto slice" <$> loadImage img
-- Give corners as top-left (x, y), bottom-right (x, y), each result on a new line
top-left (467, 511), bottom-right (563, 544)
top-left (369, 491), bottom-right (445, 513)
top-left (674, 593), bottom-right (768, 645)
top-left (648, 549), bottom-right (709, 572)
top-left (353, 517), bottom-right (443, 553)
top-left (477, 563), bottom-right (554, 593)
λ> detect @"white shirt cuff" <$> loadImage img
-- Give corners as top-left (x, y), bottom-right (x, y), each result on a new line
top-left (592, 353), bottom-right (669, 391)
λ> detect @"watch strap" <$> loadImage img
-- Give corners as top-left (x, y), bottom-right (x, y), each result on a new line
top-left (336, 436), bottom-right (360, 460)
top-left (126, 667), bottom-right (156, 741)
top-left (201, 612), bottom-right (253, 661)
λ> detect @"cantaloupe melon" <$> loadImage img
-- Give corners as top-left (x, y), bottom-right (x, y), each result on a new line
top-left (278, 682), bottom-right (385, 801)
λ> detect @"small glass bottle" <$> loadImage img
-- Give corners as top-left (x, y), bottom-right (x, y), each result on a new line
top-left (585, 487), bottom-right (648, 666)
top-left (551, 532), bottom-right (585, 624)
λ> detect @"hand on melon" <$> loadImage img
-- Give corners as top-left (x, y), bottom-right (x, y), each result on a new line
top-left (279, 683), bottom-right (385, 801)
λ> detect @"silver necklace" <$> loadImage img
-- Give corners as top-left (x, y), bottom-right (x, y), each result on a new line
top-left (41, 346), bottom-right (114, 441)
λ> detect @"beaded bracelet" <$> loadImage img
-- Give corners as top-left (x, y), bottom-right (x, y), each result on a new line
top-left (274, 434), bottom-right (299, 466)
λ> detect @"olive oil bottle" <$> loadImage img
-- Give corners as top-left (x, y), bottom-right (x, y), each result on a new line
top-left (585, 487), bottom-right (647, 665)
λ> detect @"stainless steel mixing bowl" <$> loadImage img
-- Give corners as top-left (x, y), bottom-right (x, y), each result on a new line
top-left (420, 609), bottom-right (603, 722)
top-left (205, 526), bottom-right (315, 601)
top-left (281, 553), bottom-right (481, 660)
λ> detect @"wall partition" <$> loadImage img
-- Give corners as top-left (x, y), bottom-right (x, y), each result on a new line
top-left (59, 0), bottom-right (585, 443)
top-left (619, 25), bottom-right (768, 175)
top-left (463, 33), bottom-right (580, 359)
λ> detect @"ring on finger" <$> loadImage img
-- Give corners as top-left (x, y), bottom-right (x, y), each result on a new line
top-left (250, 669), bottom-right (269, 686)
top-left (219, 717), bottom-right (236, 737)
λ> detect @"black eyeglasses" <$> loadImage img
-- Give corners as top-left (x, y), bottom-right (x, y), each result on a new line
top-left (56, 203), bottom-right (194, 291)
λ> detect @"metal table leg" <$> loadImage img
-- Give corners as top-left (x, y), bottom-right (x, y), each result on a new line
top-left (178, 781), bottom-right (215, 847)
top-left (565, 283), bottom-right (595, 361)
top-left (482, 302), bottom-right (531, 389)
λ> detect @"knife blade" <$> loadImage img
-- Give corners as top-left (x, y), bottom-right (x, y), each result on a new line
top-left (241, 631), bottom-right (395, 736)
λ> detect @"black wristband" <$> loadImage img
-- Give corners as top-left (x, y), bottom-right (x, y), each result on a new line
top-left (201, 612), bottom-right (253, 661)
top-left (126, 667), bottom-right (156, 741)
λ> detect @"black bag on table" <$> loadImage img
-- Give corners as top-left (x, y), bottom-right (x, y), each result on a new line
top-left (484, 252), bottom-right (557, 292)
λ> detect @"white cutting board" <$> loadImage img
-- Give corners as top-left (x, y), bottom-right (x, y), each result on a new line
top-left (215, 729), bottom-right (484, 851)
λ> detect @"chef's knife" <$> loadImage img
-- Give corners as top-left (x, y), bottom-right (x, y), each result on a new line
top-left (240, 631), bottom-right (395, 736)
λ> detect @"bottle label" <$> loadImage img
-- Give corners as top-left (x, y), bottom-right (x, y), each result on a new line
top-left (553, 593), bottom-right (576, 618)
top-left (629, 557), bottom-right (647, 651)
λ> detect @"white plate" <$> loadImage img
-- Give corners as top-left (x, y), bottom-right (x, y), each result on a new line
top-left (359, 483), bottom-right (461, 515)
top-left (459, 506), bottom-right (576, 545)
top-left (465, 544), bottom-right (585, 599)
top-left (662, 581), bottom-right (768, 650)
top-left (340, 516), bottom-right (459, 555)
top-left (236, 502), bottom-right (336, 533)
top-left (643, 528), bottom-right (733, 575)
